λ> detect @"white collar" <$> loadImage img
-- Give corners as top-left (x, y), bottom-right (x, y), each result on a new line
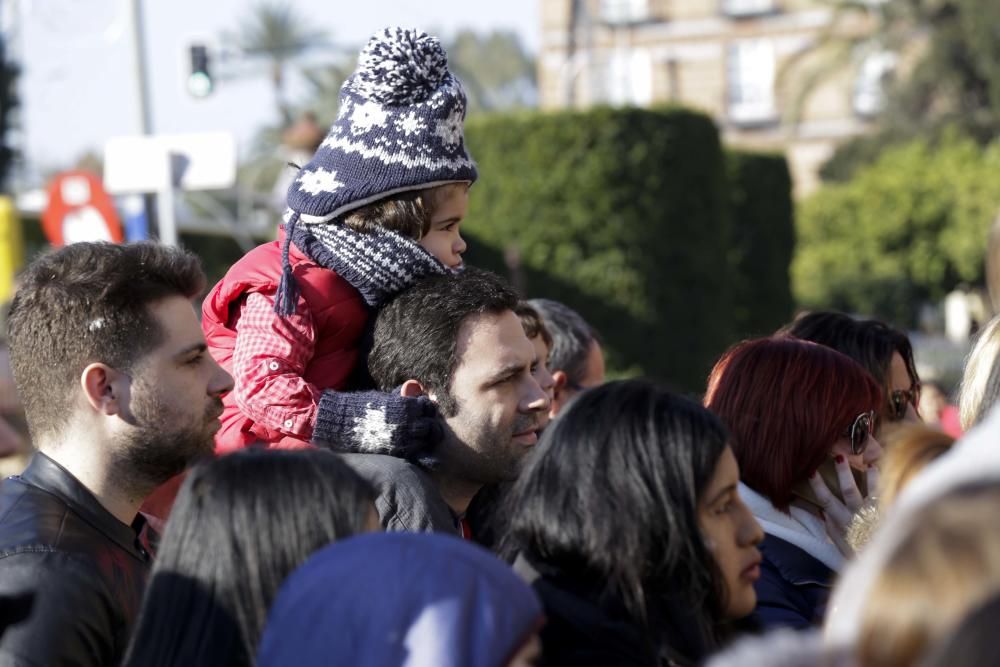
top-left (738, 482), bottom-right (844, 571)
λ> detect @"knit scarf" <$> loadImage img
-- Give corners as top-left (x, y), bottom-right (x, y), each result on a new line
top-left (274, 212), bottom-right (449, 315)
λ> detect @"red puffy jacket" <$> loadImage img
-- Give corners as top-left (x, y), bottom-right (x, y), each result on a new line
top-left (201, 235), bottom-right (368, 453)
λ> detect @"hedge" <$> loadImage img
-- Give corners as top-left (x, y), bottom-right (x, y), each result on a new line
top-left (726, 150), bottom-right (796, 338)
top-left (463, 106), bottom-right (794, 391)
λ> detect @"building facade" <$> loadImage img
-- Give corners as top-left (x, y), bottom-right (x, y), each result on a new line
top-left (539, 0), bottom-right (889, 195)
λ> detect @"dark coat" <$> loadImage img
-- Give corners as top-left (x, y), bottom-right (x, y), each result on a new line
top-left (340, 453), bottom-right (459, 534)
top-left (513, 556), bottom-right (700, 667)
top-left (752, 534), bottom-right (835, 630)
top-left (0, 453), bottom-right (154, 666)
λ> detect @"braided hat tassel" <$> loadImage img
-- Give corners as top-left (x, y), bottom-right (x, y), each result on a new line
top-left (273, 213), bottom-right (302, 317)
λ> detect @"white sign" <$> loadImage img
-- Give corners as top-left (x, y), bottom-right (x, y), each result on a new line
top-left (103, 132), bottom-right (237, 194)
top-left (62, 206), bottom-right (115, 244)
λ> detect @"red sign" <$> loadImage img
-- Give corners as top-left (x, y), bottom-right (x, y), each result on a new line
top-left (42, 170), bottom-right (124, 247)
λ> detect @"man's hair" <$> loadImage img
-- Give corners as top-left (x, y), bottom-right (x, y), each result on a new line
top-left (341, 183), bottom-right (466, 240)
top-left (514, 301), bottom-right (552, 349)
top-left (7, 242), bottom-right (206, 442)
top-left (369, 268), bottom-right (519, 414)
top-left (528, 298), bottom-right (599, 382)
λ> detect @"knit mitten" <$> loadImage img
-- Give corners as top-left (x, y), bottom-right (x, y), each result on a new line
top-left (312, 389), bottom-right (444, 461)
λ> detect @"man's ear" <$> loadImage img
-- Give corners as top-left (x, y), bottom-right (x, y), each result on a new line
top-left (400, 380), bottom-right (428, 399)
top-left (80, 363), bottom-right (128, 416)
top-left (551, 370), bottom-right (569, 398)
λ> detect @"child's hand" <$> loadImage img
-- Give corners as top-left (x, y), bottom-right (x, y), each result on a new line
top-left (389, 394), bottom-right (445, 461)
top-left (313, 389), bottom-right (444, 461)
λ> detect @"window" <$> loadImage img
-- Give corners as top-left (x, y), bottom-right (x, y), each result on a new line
top-left (853, 50), bottom-right (896, 117)
top-left (600, 0), bottom-right (648, 23)
top-left (592, 49), bottom-right (653, 106)
top-left (720, 0), bottom-right (775, 17)
top-left (727, 40), bottom-right (776, 124)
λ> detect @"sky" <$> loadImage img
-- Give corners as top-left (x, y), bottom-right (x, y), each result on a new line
top-left (5, 0), bottom-right (539, 182)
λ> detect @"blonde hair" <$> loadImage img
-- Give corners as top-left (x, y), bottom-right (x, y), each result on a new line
top-left (847, 426), bottom-right (956, 552)
top-left (878, 425), bottom-right (955, 510)
top-left (856, 483), bottom-right (1000, 667)
top-left (958, 314), bottom-right (1000, 430)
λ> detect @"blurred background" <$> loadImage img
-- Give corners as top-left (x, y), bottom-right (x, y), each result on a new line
top-left (0, 0), bottom-right (997, 466)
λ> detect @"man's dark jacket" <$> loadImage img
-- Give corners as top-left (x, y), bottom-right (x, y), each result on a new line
top-left (0, 453), bottom-right (153, 666)
top-left (340, 453), bottom-right (458, 534)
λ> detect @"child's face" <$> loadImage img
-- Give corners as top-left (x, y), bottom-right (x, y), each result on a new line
top-left (419, 184), bottom-right (469, 270)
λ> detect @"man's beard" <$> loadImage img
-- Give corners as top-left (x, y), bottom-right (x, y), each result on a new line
top-left (111, 389), bottom-right (221, 498)
top-left (443, 409), bottom-right (546, 486)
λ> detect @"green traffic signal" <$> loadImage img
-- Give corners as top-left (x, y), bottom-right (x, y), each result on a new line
top-left (188, 45), bottom-right (212, 98)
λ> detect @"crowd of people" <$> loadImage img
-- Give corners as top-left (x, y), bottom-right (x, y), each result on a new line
top-left (0, 25), bottom-right (998, 667)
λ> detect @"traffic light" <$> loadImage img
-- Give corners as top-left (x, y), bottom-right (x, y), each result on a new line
top-left (187, 44), bottom-right (213, 98)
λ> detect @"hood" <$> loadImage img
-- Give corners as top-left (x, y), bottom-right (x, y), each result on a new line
top-left (258, 532), bottom-right (542, 667)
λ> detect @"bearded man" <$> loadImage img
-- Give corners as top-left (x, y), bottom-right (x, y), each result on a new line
top-left (346, 268), bottom-right (550, 537)
top-left (0, 242), bottom-right (232, 665)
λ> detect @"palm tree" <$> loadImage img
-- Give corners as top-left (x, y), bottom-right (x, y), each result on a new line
top-left (224, 2), bottom-right (328, 126)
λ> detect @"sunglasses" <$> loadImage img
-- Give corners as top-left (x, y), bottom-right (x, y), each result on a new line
top-left (846, 410), bottom-right (877, 456)
top-left (889, 384), bottom-right (921, 421)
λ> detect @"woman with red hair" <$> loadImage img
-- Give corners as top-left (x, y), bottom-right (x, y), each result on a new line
top-left (704, 336), bottom-right (883, 631)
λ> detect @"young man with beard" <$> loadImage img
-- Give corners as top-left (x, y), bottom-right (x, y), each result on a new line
top-left (0, 242), bottom-right (233, 666)
top-left (346, 268), bottom-right (550, 537)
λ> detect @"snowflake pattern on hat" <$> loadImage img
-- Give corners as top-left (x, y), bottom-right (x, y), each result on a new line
top-left (296, 168), bottom-right (345, 196)
top-left (285, 27), bottom-right (478, 224)
top-left (434, 108), bottom-right (464, 147)
top-left (350, 101), bottom-right (389, 134)
top-left (398, 112), bottom-right (425, 136)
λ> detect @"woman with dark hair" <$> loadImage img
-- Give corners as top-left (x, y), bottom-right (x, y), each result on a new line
top-left (781, 310), bottom-right (922, 434)
top-left (122, 449), bottom-right (376, 667)
top-left (705, 337), bottom-right (883, 630)
top-left (502, 380), bottom-right (764, 666)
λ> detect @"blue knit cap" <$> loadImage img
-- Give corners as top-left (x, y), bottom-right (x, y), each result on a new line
top-left (272, 27), bottom-right (478, 315)
top-left (287, 27), bottom-right (478, 224)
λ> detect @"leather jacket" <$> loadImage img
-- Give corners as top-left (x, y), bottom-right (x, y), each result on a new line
top-left (0, 453), bottom-right (153, 666)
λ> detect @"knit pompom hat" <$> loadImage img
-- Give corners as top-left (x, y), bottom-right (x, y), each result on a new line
top-left (287, 27), bottom-right (478, 224)
top-left (273, 27), bottom-right (477, 316)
